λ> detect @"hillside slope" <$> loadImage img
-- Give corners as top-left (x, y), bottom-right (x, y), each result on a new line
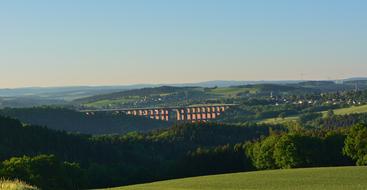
top-left (261, 104), bottom-right (367, 125)
top-left (74, 84), bottom-right (317, 109)
top-left (104, 166), bottom-right (367, 190)
top-left (0, 107), bottom-right (170, 134)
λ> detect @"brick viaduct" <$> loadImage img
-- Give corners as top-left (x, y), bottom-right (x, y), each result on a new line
top-left (80, 104), bottom-right (236, 122)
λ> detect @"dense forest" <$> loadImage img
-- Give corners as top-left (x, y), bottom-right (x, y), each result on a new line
top-left (0, 107), bottom-right (170, 134)
top-left (1, 113), bottom-right (367, 190)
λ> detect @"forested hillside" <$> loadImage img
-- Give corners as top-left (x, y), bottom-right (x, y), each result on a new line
top-left (0, 115), bottom-right (281, 189)
top-left (1, 114), bottom-right (367, 189)
top-left (0, 107), bottom-right (170, 134)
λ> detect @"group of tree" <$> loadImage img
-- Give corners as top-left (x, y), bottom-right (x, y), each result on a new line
top-left (0, 155), bottom-right (83, 190)
top-left (0, 107), bottom-right (170, 134)
top-left (0, 115), bottom-right (282, 189)
top-left (343, 124), bottom-right (367, 165)
top-left (314, 113), bottom-right (367, 129)
top-left (245, 130), bottom-right (353, 169)
top-left (1, 113), bottom-right (367, 190)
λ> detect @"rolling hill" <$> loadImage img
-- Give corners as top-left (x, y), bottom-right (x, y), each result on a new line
top-left (2, 80), bottom-right (366, 109)
top-left (261, 104), bottom-right (367, 124)
top-left (74, 84), bottom-right (316, 109)
top-left (102, 166), bottom-right (367, 190)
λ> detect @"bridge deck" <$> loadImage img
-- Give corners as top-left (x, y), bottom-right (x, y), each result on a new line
top-left (78, 104), bottom-right (237, 113)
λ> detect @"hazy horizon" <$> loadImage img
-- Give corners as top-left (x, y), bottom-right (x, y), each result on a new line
top-left (2, 77), bottom-right (367, 89)
top-left (1, 0), bottom-right (366, 88)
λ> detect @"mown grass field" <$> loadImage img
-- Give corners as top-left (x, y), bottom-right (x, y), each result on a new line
top-left (0, 179), bottom-right (38, 190)
top-left (101, 166), bottom-right (367, 190)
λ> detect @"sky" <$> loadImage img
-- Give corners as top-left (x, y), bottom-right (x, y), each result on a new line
top-left (0, 0), bottom-right (366, 88)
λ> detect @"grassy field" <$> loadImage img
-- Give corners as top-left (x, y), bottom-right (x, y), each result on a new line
top-left (260, 116), bottom-right (299, 124)
top-left (0, 179), bottom-right (38, 190)
top-left (261, 104), bottom-right (367, 124)
top-left (83, 96), bottom-right (140, 108)
top-left (322, 104), bottom-right (367, 116)
top-left (101, 166), bottom-right (367, 190)
top-left (209, 87), bottom-right (257, 97)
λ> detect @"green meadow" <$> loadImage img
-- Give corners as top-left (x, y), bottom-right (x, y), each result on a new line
top-left (102, 166), bottom-right (367, 190)
top-left (209, 87), bottom-right (257, 97)
top-left (83, 96), bottom-right (141, 108)
top-left (261, 104), bottom-right (367, 124)
top-left (321, 104), bottom-right (367, 116)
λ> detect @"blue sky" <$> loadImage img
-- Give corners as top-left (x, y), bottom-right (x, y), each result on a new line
top-left (0, 0), bottom-right (366, 87)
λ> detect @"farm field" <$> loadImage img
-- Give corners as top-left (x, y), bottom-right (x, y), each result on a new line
top-left (101, 166), bottom-right (367, 190)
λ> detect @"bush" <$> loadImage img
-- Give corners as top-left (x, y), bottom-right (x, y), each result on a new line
top-left (299, 112), bottom-right (322, 124)
top-left (246, 136), bottom-right (278, 170)
top-left (246, 131), bottom-right (352, 170)
top-left (0, 155), bottom-right (85, 190)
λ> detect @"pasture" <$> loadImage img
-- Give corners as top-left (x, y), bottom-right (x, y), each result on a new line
top-left (101, 166), bottom-right (367, 190)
